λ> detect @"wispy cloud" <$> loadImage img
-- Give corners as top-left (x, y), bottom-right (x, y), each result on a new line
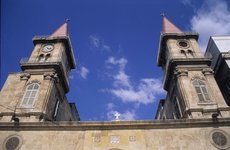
top-left (181, 0), bottom-right (197, 11)
top-left (110, 78), bottom-right (163, 104)
top-left (77, 66), bottom-right (89, 79)
top-left (190, 0), bottom-right (230, 52)
top-left (106, 102), bottom-right (116, 110)
top-left (105, 57), bottom-right (165, 105)
top-left (106, 57), bottom-right (131, 88)
top-left (69, 75), bottom-right (74, 80)
top-left (121, 110), bottom-right (136, 120)
top-left (89, 35), bottom-right (111, 52)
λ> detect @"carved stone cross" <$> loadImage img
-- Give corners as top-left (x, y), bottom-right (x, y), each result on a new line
top-left (114, 112), bottom-right (121, 120)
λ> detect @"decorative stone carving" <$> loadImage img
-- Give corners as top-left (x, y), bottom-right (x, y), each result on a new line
top-left (129, 136), bottom-right (136, 142)
top-left (43, 72), bottom-right (59, 82)
top-left (20, 73), bottom-right (30, 80)
top-left (174, 69), bottom-right (188, 77)
top-left (94, 136), bottom-right (101, 143)
top-left (110, 135), bottom-right (120, 144)
top-left (191, 74), bottom-right (205, 81)
top-left (28, 79), bottom-right (41, 85)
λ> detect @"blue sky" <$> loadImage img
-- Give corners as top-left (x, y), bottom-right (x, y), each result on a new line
top-left (1, 0), bottom-right (230, 121)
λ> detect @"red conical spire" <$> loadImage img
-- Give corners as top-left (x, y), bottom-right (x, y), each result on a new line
top-left (162, 16), bottom-right (183, 33)
top-left (50, 20), bottom-right (69, 37)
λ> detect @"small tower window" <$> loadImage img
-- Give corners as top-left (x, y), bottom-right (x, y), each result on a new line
top-left (187, 49), bottom-right (194, 57)
top-left (180, 50), bottom-right (186, 56)
top-left (21, 83), bottom-right (40, 108)
top-left (192, 79), bottom-right (211, 102)
top-left (38, 54), bottom-right (45, 62)
top-left (53, 100), bottom-right (60, 120)
top-left (45, 53), bottom-right (51, 61)
top-left (173, 96), bottom-right (182, 119)
top-left (223, 78), bottom-right (230, 105)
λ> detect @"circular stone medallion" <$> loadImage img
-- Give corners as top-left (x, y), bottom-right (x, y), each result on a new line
top-left (3, 135), bottom-right (22, 150)
top-left (210, 130), bottom-right (230, 149)
top-left (212, 132), bottom-right (227, 146)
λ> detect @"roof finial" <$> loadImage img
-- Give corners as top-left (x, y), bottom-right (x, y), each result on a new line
top-left (65, 18), bottom-right (70, 23)
top-left (160, 12), bottom-right (166, 17)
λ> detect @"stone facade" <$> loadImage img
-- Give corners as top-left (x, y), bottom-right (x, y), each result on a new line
top-left (0, 120), bottom-right (230, 150)
top-left (157, 32), bottom-right (230, 119)
top-left (0, 18), bottom-right (230, 150)
top-left (0, 23), bottom-right (79, 123)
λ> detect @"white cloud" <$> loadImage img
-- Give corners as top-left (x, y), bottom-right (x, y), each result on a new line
top-left (89, 35), bottom-right (111, 52)
top-left (113, 71), bottom-right (131, 88)
top-left (106, 57), bottom-right (132, 88)
top-left (110, 78), bottom-right (163, 104)
top-left (106, 102), bottom-right (116, 110)
top-left (77, 66), bottom-right (89, 79)
top-left (106, 57), bottom-right (127, 70)
top-left (89, 35), bottom-right (100, 48)
top-left (181, 0), bottom-right (197, 11)
top-left (181, 0), bottom-right (192, 5)
top-left (105, 57), bottom-right (165, 105)
top-left (121, 110), bottom-right (136, 120)
top-left (190, 0), bottom-right (230, 52)
top-left (69, 75), bottom-right (74, 80)
top-left (102, 45), bottom-right (111, 52)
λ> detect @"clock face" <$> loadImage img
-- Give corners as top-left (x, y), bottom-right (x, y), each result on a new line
top-left (42, 44), bottom-right (54, 52)
top-left (177, 40), bottom-right (189, 48)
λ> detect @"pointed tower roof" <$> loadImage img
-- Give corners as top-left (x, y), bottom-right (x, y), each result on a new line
top-left (157, 16), bottom-right (199, 67)
top-left (50, 21), bottom-right (68, 37)
top-left (33, 20), bottom-right (76, 75)
top-left (162, 16), bottom-right (183, 33)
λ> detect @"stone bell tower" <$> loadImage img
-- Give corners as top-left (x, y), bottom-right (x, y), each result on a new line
top-left (0, 21), bottom-right (79, 122)
top-left (157, 17), bottom-right (230, 119)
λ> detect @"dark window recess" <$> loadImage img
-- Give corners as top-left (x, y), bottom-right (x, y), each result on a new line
top-left (53, 100), bottom-right (60, 120)
top-left (173, 97), bottom-right (181, 119)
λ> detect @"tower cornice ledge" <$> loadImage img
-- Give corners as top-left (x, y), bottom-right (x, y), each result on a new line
top-left (0, 118), bottom-right (230, 131)
top-left (20, 62), bottom-right (70, 92)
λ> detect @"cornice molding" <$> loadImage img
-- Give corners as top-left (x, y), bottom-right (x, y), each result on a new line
top-left (0, 118), bottom-right (230, 131)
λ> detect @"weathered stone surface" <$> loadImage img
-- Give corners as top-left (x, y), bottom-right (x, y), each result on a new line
top-left (0, 120), bottom-right (229, 150)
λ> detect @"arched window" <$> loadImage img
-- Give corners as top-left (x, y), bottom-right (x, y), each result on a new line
top-left (192, 79), bottom-right (211, 102)
top-left (180, 50), bottom-right (186, 56)
top-left (38, 54), bottom-right (45, 62)
top-left (187, 49), bottom-right (194, 57)
top-left (45, 53), bottom-right (51, 62)
top-left (21, 83), bottom-right (40, 108)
